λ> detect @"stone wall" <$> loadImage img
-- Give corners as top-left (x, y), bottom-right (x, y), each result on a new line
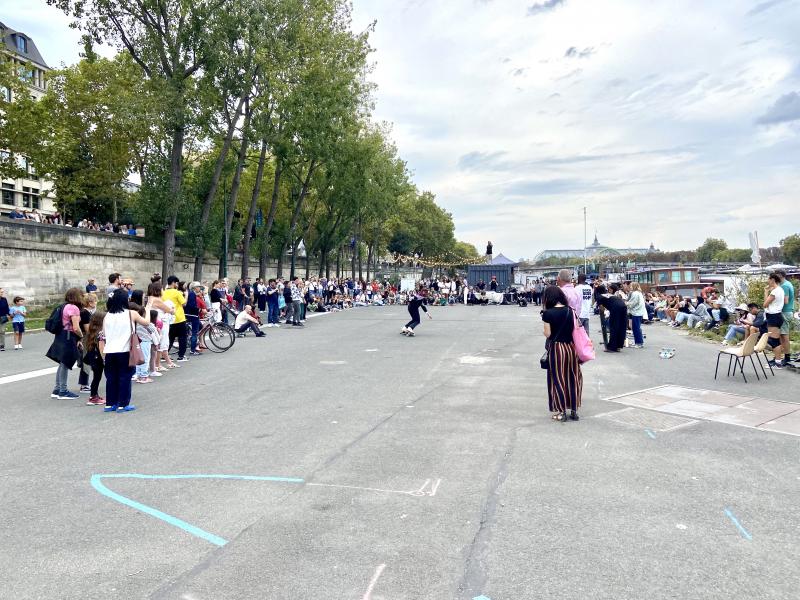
top-left (0, 219), bottom-right (290, 304)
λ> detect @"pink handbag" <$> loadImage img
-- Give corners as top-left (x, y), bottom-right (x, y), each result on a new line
top-left (571, 308), bottom-right (595, 363)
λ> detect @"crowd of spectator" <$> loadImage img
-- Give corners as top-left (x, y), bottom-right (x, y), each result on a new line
top-left (5, 207), bottom-right (138, 235)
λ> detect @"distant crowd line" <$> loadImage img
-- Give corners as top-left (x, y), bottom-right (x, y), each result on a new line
top-left (5, 208), bottom-right (138, 235)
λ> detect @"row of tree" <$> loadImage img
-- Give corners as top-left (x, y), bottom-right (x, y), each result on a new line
top-left (532, 235), bottom-right (800, 267)
top-left (0, 0), bottom-right (480, 279)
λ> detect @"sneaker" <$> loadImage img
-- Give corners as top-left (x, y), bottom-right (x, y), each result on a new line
top-left (137, 377), bottom-right (153, 384)
top-left (87, 396), bottom-right (105, 406)
top-left (50, 389), bottom-right (60, 398)
top-left (635, 344), bottom-right (644, 349)
top-left (407, 331), bottom-right (415, 337)
top-left (57, 391), bottom-right (80, 400)
top-left (189, 351), bottom-right (202, 356)
top-left (117, 405), bottom-right (136, 412)
top-left (149, 371), bottom-right (163, 377)
top-left (773, 361), bottom-right (785, 370)
top-left (80, 385), bottom-right (91, 394)
top-left (103, 405), bottom-right (118, 412)
top-left (177, 357), bottom-right (189, 362)
top-left (721, 341), bottom-right (729, 346)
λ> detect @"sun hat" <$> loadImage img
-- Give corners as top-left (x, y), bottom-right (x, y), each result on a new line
top-left (735, 303), bottom-right (748, 311)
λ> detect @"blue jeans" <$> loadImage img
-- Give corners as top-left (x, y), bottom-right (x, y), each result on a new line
top-left (189, 317), bottom-right (200, 352)
top-left (724, 325), bottom-right (746, 342)
top-left (136, 340), bottom-right (151, 378)
top-left (55, 362), bottom-right (70, 393)
top-left (631, 315), bottom-right (644, 345)
top-left (268, 303), bottom-right (279, 324)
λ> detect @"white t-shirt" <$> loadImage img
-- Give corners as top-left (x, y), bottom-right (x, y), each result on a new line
top-left (576, 284), bottom-right (593, 319)
top-left (235, 311), bottom-right (257, 328)
top-left (766, 286), bottom-right (785, 314)
top-left (103, 311), bottom-right (133, 354)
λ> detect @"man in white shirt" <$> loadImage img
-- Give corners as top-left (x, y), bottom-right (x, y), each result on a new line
top-left (234, 305), bottom-right (265, 337)
top-left (575, 274), bottom-right (593, 335)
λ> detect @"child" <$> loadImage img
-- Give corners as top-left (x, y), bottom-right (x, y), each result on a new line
top-left (84, 311), bottom-right (106, 405)
top-left (133, 304), bottom-right (158, 384)
top-left (148, 309), bottom-right (163, 377)
top-left (10, 296), bottom-right (26, 350)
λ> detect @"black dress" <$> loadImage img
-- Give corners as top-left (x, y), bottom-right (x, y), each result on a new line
top-left (595, 295), bottom-right (627, 351)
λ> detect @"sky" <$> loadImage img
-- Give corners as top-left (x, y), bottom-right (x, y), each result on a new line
top-left (5, 0), bottom-right (800, 260)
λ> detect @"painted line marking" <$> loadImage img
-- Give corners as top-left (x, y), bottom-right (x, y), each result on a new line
top-left (645, 429), bottom-right (657, 439)
top-left (91, 474), bottom-right (305, 547)
top-left (362, 564), bottom-right (386, 600)
top-left (0, 366), bottom-right (58, 386)
top-left (365, 349), bottom-right (379, 352)
top-left (474, 596), bottom-right (492, 600)
top-left (724, 508), bottom-right (752, 540)
top-left (307, 482), bottom-right (420, 497)
top-left (602, 385), bottom-right (669, 402)
top-left (320, 360), bottom-right (347, 365)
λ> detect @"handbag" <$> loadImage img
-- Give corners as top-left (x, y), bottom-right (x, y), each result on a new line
top-left (540, 307), bottom-right (571, 369)
top-left (128, 314), bottom-right (145, 367)
top-left (571, 308), bottom-right (596, 363)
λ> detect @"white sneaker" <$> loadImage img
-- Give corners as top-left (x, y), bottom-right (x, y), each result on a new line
top-left (721, 340), bottom-right (729, 346)
top-left (150, 371), bottom-right (163, 377)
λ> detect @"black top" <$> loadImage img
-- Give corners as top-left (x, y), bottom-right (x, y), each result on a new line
top-left (542, 306), bottom-right (574, 343)
top-left (490, 280), bottom-right (498, 291)
top-left (209, 289), bottom-right (222, 303)
top-left (408, 296), bottom-right (428, 313)
top-left (0, 297), bottom-right (9, 317)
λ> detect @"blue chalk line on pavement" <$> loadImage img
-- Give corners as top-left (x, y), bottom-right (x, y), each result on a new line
top-left (91, 473), bottom-right (305, 547)
top-left (473, 596), bottom-right (491, 600)
top-left (645, 429), bottom-right (657, 439)
top-left (723, 508), bottom-right (752, 541)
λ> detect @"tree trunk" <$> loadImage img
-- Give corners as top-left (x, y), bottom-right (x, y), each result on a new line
top-left (366, 243), bottom-right (374, 282)
top-left (222, 101), bottom-right (252, 264)
top-left (276, 247), bottom-right (284, 278)
top-left (192, 90), bottom-right (247, 280)
top-left (305, 250), bottom-right (311, 278)
top-left (336, 247), bottom-right (341, 278)
top-left (162, 109), bottom-right (185, 277)
top-left (258, 159), bottom-right (283, 279)
top-left (241, 138), bottom-right (268, 280)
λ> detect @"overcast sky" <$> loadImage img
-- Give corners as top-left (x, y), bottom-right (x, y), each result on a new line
top-left (6, 0), bottom-right (800, 259)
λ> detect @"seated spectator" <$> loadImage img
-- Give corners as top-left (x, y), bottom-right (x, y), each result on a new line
top-left (671, 299), bottom-right (711, 328)
top-left (8, 207), bottom-right (25, 219)
top-left (234, 305), bottom-right (265, 337)
top-left (722, 303), bottom-right (757, 345)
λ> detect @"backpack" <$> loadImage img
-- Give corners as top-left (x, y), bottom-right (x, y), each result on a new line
top-left (45, 304), bottom-right (65, 334)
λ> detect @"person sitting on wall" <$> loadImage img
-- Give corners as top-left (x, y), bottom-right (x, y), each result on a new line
top-left (8, 207), bottom-right (25, 219)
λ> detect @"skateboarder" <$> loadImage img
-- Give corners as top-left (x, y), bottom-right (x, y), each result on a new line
top-left (402, 289), bottom-right (432, 336)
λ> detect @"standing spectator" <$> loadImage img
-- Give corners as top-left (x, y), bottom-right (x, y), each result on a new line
top-left (625, 282), bottom-right (647, 349)
top-left (163, 275), bottom-right (189, 362)
top-left (133, 304), bottom-right (157, 384)
top-left (575, 274), bottom-right (593, 336)
top-left (186, 282), bottom-right (203, 356)
top-left (266, 279), bottom-right (280, 327)
top-left (542, 285), bottom-right (583, 422)
top-left (9, 295), bottom-right (27, 350)
top-left (83, 311), bottom-right (106, 405)
top-left (557, 269), bottom-right (581, 315)
top-left (0, 288), bottom-right (9, 351)
top-left (283, 279), bottom-right (294, 324)
top-left (233, 279), bottom-right (246, 311)
top-left (594, 284), bottom-right (627, 352)
top-left (775, 269), bottom-right (796, 367)
top-left (101, 289), bottom-right (150, 412)
top-left (106, 273), bottom-right (122, 298)
top-left (85, 278), bottom-right (98, 293)
top-left (764, 272), bottom-right (786, 368)
top-left (46, 288), bottom-right (84, 399)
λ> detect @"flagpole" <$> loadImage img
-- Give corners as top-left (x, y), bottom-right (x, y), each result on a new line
top-left (583, 206), bottom-right (587, 275)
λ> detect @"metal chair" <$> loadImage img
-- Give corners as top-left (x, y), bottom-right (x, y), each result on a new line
top-left (714, 332), bottom-right (760, 382)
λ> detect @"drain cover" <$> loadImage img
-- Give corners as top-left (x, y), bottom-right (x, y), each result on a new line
top-left (596, 408), bottom-right (697, 432)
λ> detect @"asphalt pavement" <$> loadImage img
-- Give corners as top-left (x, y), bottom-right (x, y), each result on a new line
top-left (1, 305), bottom-right (798, 600)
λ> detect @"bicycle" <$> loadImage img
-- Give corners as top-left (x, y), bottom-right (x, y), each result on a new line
top-left (199, 312), bottom-right (236, 353)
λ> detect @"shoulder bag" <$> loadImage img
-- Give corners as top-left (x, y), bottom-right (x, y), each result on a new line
top-left (128, 313), bottom-right (145, 367)
top-left (571, 308), bottom-right (595, 363)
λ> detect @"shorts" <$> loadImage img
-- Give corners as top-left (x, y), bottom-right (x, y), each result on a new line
top-left (765, 313), bottom-right (784, 329)
top-left (780, 312), bottom-right (794, 335)
top-left (12, 322), bottom-right (25, 333)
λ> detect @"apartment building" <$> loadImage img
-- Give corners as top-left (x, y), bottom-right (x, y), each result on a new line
top-left (1, 21), bottom-right (55, 217)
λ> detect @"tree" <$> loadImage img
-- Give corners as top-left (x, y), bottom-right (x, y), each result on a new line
top-left (696, 238), bottom-right (728, 262)
top-left (780, 234), bottom-right (800, 265)
top-left (50, 0), bottom-right (232, 276)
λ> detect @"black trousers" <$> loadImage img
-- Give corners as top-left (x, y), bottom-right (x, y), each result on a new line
top-left (405, 309), bottom-right (421, 330)
top-left (169, 321), bottom-right (188, 359)
top-left (90, 359), bottom-right (104, 397)
top-left (104, 351), bottom-right (133, 408)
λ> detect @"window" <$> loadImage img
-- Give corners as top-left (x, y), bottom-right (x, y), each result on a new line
top-left (16, 35), bottom-right (27, 53)
top-left (25, 158), bottom-right (38, 180)
top-left (683, 270), bottom-right (695, 282)
top-left (2, 183), bottom-right (14, 206)
top-left (658, 271), bottom-right (669, 283)
top-left (671, 271), bottom-right (682, 282)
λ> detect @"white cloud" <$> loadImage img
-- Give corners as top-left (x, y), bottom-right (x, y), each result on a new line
top-left (353, 0), bottom-right (800, 257)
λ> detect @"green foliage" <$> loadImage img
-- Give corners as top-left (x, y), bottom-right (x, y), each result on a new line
top-left (696, 238), bottom-right (728, 262)
top-left (781, 234), bottom-right (800, 265)
top-left (712, 248), bottom-right (751, 262)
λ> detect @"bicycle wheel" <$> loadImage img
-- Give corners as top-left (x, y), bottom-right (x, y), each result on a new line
top-left (204, 322), bottom-right (236, 353)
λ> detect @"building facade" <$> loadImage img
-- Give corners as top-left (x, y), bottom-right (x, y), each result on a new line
top-left (1, 21), bottom-right (55, 217)
top-left (534, 234), bottom-right (657, 261)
